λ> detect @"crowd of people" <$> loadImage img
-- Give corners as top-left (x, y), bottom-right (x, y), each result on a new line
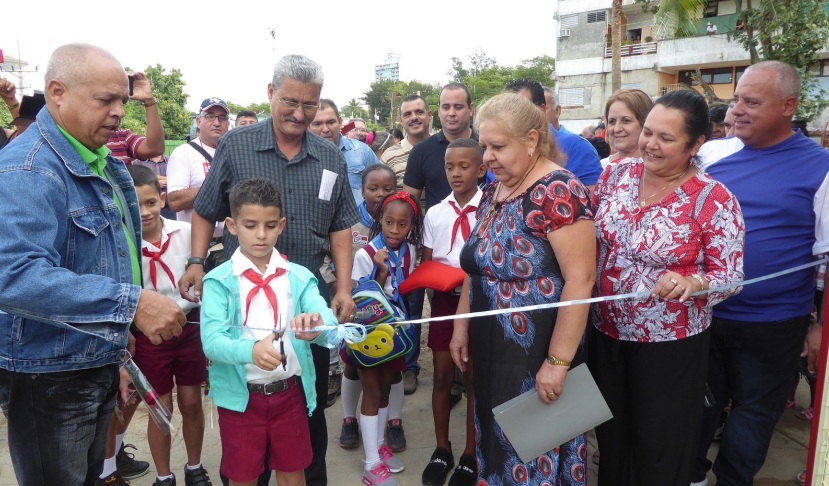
top-left (0, 42), bottom-right (826, 486)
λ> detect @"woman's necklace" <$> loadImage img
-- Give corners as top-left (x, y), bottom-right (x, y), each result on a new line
top-left (478, 155), bottom-right (541, 233)
top-left (638, 164), bottom-right (691, 208)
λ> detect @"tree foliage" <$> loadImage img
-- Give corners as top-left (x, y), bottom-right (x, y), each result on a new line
top-left (122, 64), bottom-right (191, 140)
top-left (362, 79), bottom-right (440, 128)
top-left (447, 54), bottom-right (557, 108)
top-left (635, 0), bottom-right (707, 38)
top-left (732, 0), bottom-right (829, 121)
top-left (341, 98), bottom-right (369, 119)
top-left (226, 101), bottom-right (270, 115)
top-left (0, 103), bottom-right (10, 128)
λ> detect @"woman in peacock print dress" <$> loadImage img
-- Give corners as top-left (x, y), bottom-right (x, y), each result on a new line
top-left (450, 91), bottom-right (597, 486)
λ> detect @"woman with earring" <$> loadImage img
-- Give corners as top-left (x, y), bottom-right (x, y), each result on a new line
top-left (450, 92), bottom-right (596, 485)
top-left (591, 90), bottom-right (745, 485)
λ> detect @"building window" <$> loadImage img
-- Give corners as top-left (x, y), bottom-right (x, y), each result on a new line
top-left (810, 61), bottom-right (829, 77)
top-left (703, 0), bottom-right (720, 18)
top-left (561, 15), bottom-right (578, 28)
top-left (679, 67), bottom-right (734, 86)
top-left (587, 11), bottom-right (607, 23)
top-left (559, 87), bottom-right (590, 108)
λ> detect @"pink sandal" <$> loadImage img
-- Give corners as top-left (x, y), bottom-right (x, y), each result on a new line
top-left (797, 407), bottom-right (814, 421)
top-left (796, 468), bottom-right (806, 485)
top-left (786, 399), bottom-right (797, 409)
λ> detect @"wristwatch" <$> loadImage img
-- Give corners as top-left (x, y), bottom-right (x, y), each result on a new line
top-left (186, 257), bottom-right (206, 268)
top-left (546, 355), bottom-right (571, 367)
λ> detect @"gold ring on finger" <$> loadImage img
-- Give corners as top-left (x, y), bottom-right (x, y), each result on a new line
top-left (670, 278), bottom-right (678, 285)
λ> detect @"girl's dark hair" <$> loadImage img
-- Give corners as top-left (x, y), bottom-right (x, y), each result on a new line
top-left (361, 163), bottom-right (396, 189)
top-left (654, 90), bottom-right (711, 147)
top-left (709, 103), bottom-right (728, 123)
top-left (369, 192), bottom-right (423, 250)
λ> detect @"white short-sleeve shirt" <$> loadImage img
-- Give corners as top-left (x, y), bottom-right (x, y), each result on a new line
top-left (423, 190), bottom-right (482, 268)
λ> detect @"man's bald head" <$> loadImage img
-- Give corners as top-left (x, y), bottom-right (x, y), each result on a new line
top-left (45, 44), bottom-right (124, 89)
top-left (44, 43), bottom-right (128, 150)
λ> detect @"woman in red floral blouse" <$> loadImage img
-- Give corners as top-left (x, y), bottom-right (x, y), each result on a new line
top-left (591, 90), bottom-right (745, 486)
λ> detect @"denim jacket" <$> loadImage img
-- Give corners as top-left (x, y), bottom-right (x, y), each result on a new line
top-left (0, 109), bottom-right (142, 373)
top-left (201, 259), bottom-right (337, 415)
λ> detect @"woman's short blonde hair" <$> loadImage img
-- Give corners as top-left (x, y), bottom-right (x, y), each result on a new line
top-left (474, 92), bottom-right (560, 161)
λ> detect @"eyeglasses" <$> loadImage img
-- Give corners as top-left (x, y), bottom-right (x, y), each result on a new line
top-left (352, 127), bottom-right (368, 132)
top-left (274, 92), bottom-right (320, 113)
top-left (201, 113), bottom-right (230, 123)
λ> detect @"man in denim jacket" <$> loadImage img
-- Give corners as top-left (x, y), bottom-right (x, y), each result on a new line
top-left (0, 43), bottom-right (185, 486)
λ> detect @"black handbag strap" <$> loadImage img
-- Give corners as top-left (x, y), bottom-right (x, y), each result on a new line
top-left (187, 141), bottom-right (213, 163)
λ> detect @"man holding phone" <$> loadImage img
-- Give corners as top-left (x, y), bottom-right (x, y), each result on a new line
top-left (106, 71), bottom-right (165, 165)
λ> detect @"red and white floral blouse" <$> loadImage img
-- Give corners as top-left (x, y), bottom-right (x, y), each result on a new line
top-left (591, 158), bottom-right (745, 342)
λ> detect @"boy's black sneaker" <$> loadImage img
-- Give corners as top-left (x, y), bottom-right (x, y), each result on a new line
top-left (116, 443), bottom-right (150, 479)
top-left (184, 465), bottom-right (212, 486)
top-left (422, 444), bottom-right (454, 486)
top-left (152, 475), bottom-right (176, 486)
top-left (95, 473), bottom-right (130, 485)
top-left (448, 454), bottom-right (477, 486)
top-left (339, 417), bottom-right (360, 449)
top-left (386, 418), bottom-right (407, 452)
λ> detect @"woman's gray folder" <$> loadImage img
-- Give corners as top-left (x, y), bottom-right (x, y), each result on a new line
top-left (492, 364), bottom-right (613, 463)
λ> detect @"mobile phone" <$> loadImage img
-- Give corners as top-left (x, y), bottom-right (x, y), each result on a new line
top-left (128, 75), bottom-right (134, 97)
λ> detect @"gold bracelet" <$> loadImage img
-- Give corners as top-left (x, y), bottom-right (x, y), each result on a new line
top-left (546, 355), bottom-right (571, 367)
top-left (690, 273), bottom-right (707, 292)
top-left (142, 98), bottom-right (157, 108)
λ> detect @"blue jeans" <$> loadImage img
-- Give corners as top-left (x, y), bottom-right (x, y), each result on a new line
top-left (404, 289), bottom-right (425, 374)
top-left (0, 365), bottom-right (118, 486)
top-left (692, 315), bottom-right (808, 486)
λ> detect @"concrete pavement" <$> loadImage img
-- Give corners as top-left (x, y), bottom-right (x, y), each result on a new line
top-left (0, 324), bottom-right (814, 485)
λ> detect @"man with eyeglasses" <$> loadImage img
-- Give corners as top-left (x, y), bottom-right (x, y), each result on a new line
top-left (167, 97), bottom-right (230, 229)
top-left (346, 118), bottom-right (369, 143)
top-left (180, 54), bottom-right (358, 486)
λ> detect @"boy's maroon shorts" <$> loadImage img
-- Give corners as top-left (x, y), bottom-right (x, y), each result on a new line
top-left (427, 291), bottom-right (461, 352)
top-left (133, 311), bottom-right (206, 395)
top-left (218, 383), bottom-right (312, 480)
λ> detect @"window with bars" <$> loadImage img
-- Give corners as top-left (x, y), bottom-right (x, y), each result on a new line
top-left (559, 87), bottom-right (590, 107)
top-left (561, 15), bottom-right (578, 28)
top-left (587, 11), bottom-right (607, 23)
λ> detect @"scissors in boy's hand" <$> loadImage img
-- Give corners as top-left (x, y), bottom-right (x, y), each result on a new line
top-left (274, 316), bottom-right (287, 371)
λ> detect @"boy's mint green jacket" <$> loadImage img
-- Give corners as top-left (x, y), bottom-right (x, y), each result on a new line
top-left (200, 259), bottom-right (337, 415)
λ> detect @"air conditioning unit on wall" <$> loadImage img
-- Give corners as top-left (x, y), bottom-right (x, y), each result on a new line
top-left (559, 29), bottom-right (571, 38)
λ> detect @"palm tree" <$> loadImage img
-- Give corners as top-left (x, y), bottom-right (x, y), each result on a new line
top-left (611, 0), bottom-right (622, 93)
top-left (652, 0), bottom-right (708, 39)
top-left (342, 98), bottom-right (362, 118)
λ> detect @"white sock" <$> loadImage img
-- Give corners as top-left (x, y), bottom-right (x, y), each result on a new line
top-left (114, 432), bottom-right (125, 455)
top-left (360, 414), bottom-right (381, 470)
top-left (377, 406), bottom-right (389, 447)
top-left (388, 380), bottom-right (404, 420)
top-left (186, 463), bottom-right (202, 471)
top-left (157, 474), bottom-right (174, 481)
top-left (341, 375), bottom-right (362, 419)
top-left (100, 454), bottom-right (117, 478)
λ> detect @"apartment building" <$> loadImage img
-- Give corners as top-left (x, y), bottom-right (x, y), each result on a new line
top-left (555, 0), bottom-right (829, 134)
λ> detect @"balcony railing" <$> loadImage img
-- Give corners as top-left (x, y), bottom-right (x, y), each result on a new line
top-left (604, 41), bottom-right (658, 58)
top-left (659, 84), bottom-right (683, 96)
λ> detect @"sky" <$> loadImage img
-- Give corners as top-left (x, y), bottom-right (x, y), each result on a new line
top-left (1, 1), bottom-right (558, 114)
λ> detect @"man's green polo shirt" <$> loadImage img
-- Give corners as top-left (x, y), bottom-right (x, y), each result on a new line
top-left (57, 126), bottom-right (141, 286)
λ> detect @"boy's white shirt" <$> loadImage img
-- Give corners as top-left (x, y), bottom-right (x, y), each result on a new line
top-left (140, 217), bottom-right (198, 314)
top-left (423, 188), bottom-right (482, 268)
top-left (231, 248), bottom-right (301, 383)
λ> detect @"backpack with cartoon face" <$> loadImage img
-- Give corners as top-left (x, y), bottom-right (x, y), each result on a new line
top-left (345, 262), bottom-right (414, 367)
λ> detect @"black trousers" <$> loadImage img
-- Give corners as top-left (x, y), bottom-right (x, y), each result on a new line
top-left (593, 328), bottom-right (710, 486)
